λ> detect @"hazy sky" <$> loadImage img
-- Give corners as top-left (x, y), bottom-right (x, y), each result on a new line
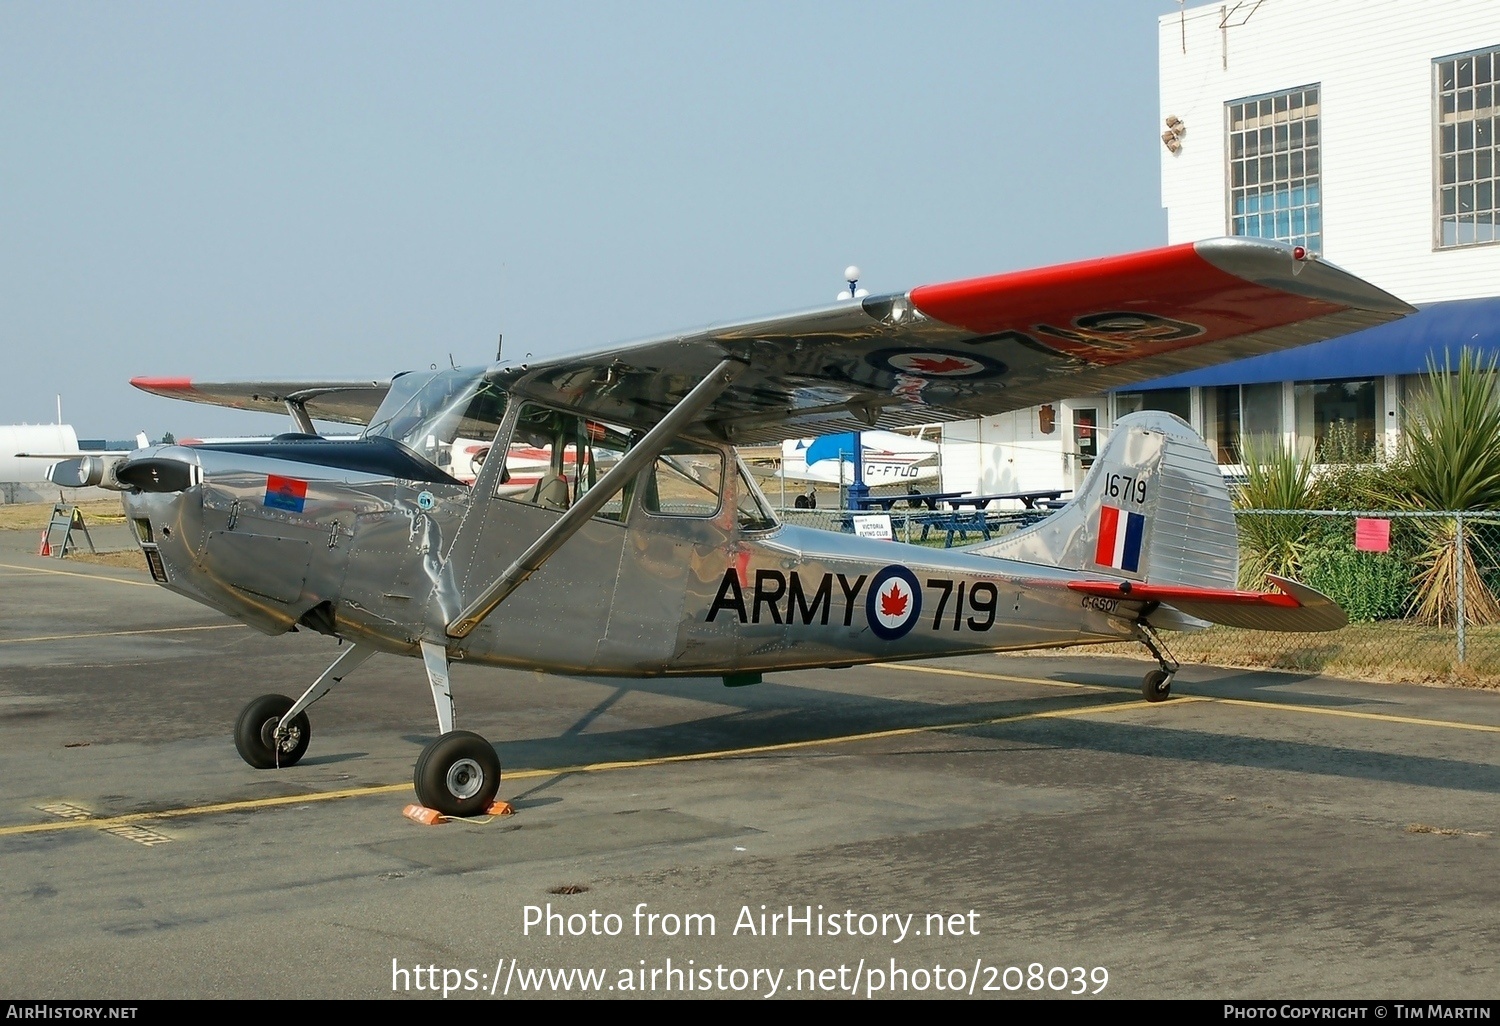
top-left (2, 2), bottom-right (1182, 438)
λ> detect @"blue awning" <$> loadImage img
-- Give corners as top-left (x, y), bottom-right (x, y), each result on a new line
top-left (1117, 296), bottom-right (1500, 390)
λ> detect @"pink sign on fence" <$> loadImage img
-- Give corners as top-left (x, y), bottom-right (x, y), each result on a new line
top-left (1354, 517), bottom-right (1391, 553)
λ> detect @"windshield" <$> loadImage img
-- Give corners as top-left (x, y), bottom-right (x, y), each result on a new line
top-left (734, 458), bottom-right (778, 531)
top-left (362, 369), bottom-right (508, 482)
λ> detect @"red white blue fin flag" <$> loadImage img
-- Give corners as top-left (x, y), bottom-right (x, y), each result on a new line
top-left (1094, 504), bottom-right (1144, 573)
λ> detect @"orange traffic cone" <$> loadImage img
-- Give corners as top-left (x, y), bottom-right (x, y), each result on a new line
top-left (38, 530), bottom-right (50, 557)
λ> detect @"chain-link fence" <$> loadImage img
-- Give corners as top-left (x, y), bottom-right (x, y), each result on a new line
top-left (1178, 508), bottom-right (1500, 684)
top-left (775, 505), bottom-right (1500, 685)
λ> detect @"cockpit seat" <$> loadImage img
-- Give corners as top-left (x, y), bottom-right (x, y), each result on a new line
top-left (531, 474), bottom-right (570, 510)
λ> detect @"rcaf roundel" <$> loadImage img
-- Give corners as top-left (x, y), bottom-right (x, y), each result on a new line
top-left (866, 564), bottom-right (923, 641)
top-left (865, 348), bottom-right (1006, 379)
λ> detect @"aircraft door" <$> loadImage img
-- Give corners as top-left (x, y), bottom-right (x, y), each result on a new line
top-left (599, 444), bottom-right (737, 673)
top-left (442, 403), bottom-right (628, 669)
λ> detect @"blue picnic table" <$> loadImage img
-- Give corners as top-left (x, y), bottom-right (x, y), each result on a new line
top-left (852, 490), bottom-right (970, 512)
top-left (922, 489), bottom-right (1073, 546)
top-left (945, 489), bottom-right (1071, 511)
top-left (838, 489), bottom-right (1071, 547)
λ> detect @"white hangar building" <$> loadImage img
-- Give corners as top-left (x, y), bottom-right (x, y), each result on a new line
top-left (940, 0), bottom-right (1500, 497)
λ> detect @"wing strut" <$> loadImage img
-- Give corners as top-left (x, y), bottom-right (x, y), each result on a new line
top-left (285, 399), bottom-right (316, 435)
top-left (445, 357), bottom-right (748, 639)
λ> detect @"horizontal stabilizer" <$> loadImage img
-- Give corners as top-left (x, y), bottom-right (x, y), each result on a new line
top-left (1068, 574), bottom-right (1348, 632)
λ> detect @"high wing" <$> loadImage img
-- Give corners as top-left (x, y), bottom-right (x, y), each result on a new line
top-left (501, 238), bottom-right (1413, 445)
top-left (130, 378), bottom-right (391, 426)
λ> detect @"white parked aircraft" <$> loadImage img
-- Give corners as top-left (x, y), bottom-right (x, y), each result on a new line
top-left (779, 430), bottom-right (940, 486)
top-left (6, 426), bottom-right (149, 485)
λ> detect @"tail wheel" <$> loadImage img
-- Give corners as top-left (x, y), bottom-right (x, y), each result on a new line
top-left (1142, 669), bottom-right (1173, 703)
top-left (234, 694), bottom-right (311, 768)
top-left (414, 731), bottom-right (501, 817)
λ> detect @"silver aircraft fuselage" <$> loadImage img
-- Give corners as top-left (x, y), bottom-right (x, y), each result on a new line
top-left (120, 440), bottom-right (1134, 678)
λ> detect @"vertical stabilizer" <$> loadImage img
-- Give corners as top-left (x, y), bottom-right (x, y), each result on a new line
top-left (970, 411), bottom-right (1238, 589)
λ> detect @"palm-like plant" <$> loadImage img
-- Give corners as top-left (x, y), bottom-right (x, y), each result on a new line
top-left (1235, 437), bottom-right (1317, 587)
top-left (1389, 349), bottom-right (1500, 626)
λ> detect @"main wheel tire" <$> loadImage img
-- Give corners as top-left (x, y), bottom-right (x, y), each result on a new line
top-left (1142, 669), bottom-right (1173, 703)
top-left (234, 694), bottom-right (312, 769)
top-left (414, 731), bottom-right (501, 818)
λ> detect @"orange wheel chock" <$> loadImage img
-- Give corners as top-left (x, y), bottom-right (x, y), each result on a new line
top-left (402, 804), bottom-right (447, 826)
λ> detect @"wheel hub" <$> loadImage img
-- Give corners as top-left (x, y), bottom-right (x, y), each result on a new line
top-left (446, 758), bottom-right (485, 800)
top-left (260, 718), bottom-right (302, 754)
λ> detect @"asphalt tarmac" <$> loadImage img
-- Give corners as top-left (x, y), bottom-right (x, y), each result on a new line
top-left (0, 540), bottom-right (1497, 1000)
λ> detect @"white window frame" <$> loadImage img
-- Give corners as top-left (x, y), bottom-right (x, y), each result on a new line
top-left (1225, 84), bottom-right (1322, 252)
top-left (1434, 45), bottom-right (1500, 250)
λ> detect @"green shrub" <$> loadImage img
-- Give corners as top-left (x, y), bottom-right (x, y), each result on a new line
top-left (1311, 424), bottom-right (1404, 513)
top-left (1300, 547), bottom-right (1415, 623)
top-left (1386, 349), bottom-right (1500, 626)
top-left (1235, 438), bottom-right (1316, 587)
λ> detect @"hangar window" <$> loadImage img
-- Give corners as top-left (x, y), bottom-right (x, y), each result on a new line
top-left (1114, 387), bottom-right (1191, 423)
top-left (1293, 378), bottom-right (1382, 459)
top-left (1226, 85), bottom-right (1321, 253)
top-left (1202, 382), bottom-right (1284, 465)
top-left (1436, 47), bottom-right (1500, 248)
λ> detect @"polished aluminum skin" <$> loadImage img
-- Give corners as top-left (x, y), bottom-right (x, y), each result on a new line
top-left (84, 235), bottom-right (1399, 814)
top-left (116, 408), bottom-right (1253, 678)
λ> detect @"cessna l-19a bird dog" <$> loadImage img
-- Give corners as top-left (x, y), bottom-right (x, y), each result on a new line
top-left (55, 238), bottom-right (1412, 817)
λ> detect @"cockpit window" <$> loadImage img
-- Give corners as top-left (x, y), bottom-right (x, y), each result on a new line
top-left (362, 369), bottom-right (508, 484)
top-left (498, 404), bottom-right (631, 519)
top-left (491, 401), bottom-right (778, 530)
top-left (642, 448), bottom-right (723, 518)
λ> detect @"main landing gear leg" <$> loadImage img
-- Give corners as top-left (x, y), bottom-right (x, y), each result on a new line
top-left (1133, 622), bottom-right (1180, 703)
top-left (234, 642), bottom-right (375, 769)
top-left (412, 641), bottom-right (501, 817)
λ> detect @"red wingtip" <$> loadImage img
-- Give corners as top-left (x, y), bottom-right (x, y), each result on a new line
top-left (131, 377), bottom-right (194, 393)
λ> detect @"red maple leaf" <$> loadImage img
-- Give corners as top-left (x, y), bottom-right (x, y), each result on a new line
top-left (904, 355), bottom-right (972, 375)
top-left (880, 583), bottom-right (909, 617)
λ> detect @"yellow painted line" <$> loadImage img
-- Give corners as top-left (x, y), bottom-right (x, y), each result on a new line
top-left (0, 562), bottom-right (154, 588)
top-left (0, 623), bottom-right (245, 645)
top-left (887, 662), bottom-right (1500, 735)
top-left (0, 784), bottom-right (415, 837)
top-left (887, 662), bottom-right (1111, 691)
top-left (1201, 695), bottom-right (1500, 734)
top-left (0, 695), bottom-right (1153, 838)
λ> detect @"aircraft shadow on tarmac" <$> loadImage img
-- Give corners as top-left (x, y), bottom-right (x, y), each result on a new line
top-left (367, 668), bottom-right (1500, 800)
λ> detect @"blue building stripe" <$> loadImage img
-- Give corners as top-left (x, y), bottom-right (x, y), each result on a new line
top-left (1116, 297), bottom-right (1500, 390)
